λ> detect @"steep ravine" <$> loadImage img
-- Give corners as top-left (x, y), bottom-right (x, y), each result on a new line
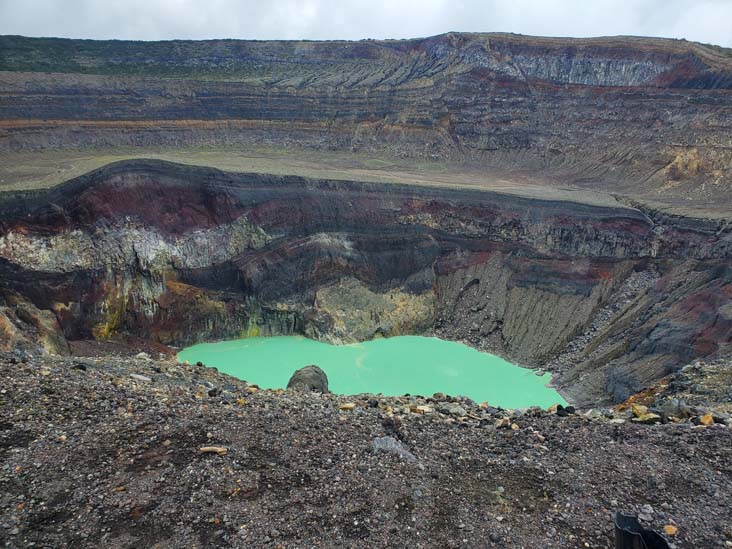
top-left (1, 160), bottom-right (731, 405)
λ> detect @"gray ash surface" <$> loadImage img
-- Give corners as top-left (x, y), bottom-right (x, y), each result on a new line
top-left (1, 352), bottom-right (731, 548)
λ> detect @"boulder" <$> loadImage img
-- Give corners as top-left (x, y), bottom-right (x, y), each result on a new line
top-left (286, 365), bottom-right (329, 393)
top-left (1, 294), bottom-right (70, 355)
top-left (657, 398), bottom-right (691, 420)
top-left (0, 310), bottom-right (28, 352)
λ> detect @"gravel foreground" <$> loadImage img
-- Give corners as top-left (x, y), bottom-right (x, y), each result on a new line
top-left (1, 352), bottom-right (732, 548)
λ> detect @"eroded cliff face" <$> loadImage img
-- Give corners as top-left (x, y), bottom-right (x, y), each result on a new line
top-left (2, 33), bottom-right (732, 210)
top-left (1, 160), bottom-right (731, 404)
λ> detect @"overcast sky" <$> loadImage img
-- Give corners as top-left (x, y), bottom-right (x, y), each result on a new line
top-left (1, 0), bottom-right (731, 47)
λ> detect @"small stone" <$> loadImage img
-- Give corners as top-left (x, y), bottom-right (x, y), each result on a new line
top-left (411, 405), bottom-right (432, 414)
top-left (699, 413), bottom-right (714, 426)
top-left (130, 374), bottom-right (152, 382)
top-left (339, 403), bottom-right (356, 411)
top-left (199, 446), bottom-right (228, 456)
top-left (631, 404), bottom-right (649, 418)
top-left (640, 504), bottom-right (654, 516)
top-left (437, 403), bottom-right (467, 417)
top-left (135, 352), bottom-right (150, 360)
top-left (663, 525), bottom-right (678, 536)
top-left (510, 423), bottom-right (520, 430)
top-left (584, 409), bottom-right (603, 420)
top-left (632, 412), bottom-right (662, 425)
top-left (556, 404), bottom-right (573, 417)
top-left (372, 436), bottom-right (416, 462)
top-left (496, 417), bottom-right (511, 429)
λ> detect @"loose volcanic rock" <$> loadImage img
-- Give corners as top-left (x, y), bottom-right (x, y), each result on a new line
top-left (0, 352), bottom-right (731, 547)
top-left (371, 436), bottom-right (418, 463)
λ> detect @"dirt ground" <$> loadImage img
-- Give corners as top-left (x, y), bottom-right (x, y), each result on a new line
top-left (1, 351), bottom-right (731, 548)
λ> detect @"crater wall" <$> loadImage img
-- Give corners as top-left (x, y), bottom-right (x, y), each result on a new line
top-left (2, 33), bottom-right (732, 209)
top-left (1, 160), bottom-right (731, 404)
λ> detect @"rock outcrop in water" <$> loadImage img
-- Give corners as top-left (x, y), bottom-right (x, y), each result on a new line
top-left (287, 365), bottom-right (329, 393)
top-left (0, 159), bottom-right (730, 404)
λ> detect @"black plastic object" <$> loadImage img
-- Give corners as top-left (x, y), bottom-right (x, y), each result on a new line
top-left (614, 513), bottom-right (670, 549)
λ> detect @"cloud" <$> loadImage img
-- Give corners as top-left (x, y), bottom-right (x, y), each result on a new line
top-left (0, 0), bottom-right (730, 47)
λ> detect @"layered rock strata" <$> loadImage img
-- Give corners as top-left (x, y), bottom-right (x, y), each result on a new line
top-left (0, 160), bottom-right (730, 403)
top-left (1, 33), bottom-right (732, 210)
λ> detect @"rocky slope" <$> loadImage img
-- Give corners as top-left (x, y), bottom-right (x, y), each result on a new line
top-left (0, 159), bottom-right (730, 404)
top-left (1, 350), bottom-right (731, 548)
top-left (1, 33), bottom-right (732, 211)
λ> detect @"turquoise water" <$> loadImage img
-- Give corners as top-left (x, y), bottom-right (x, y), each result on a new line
top-left (177, 335), bottom-right (566, 409)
